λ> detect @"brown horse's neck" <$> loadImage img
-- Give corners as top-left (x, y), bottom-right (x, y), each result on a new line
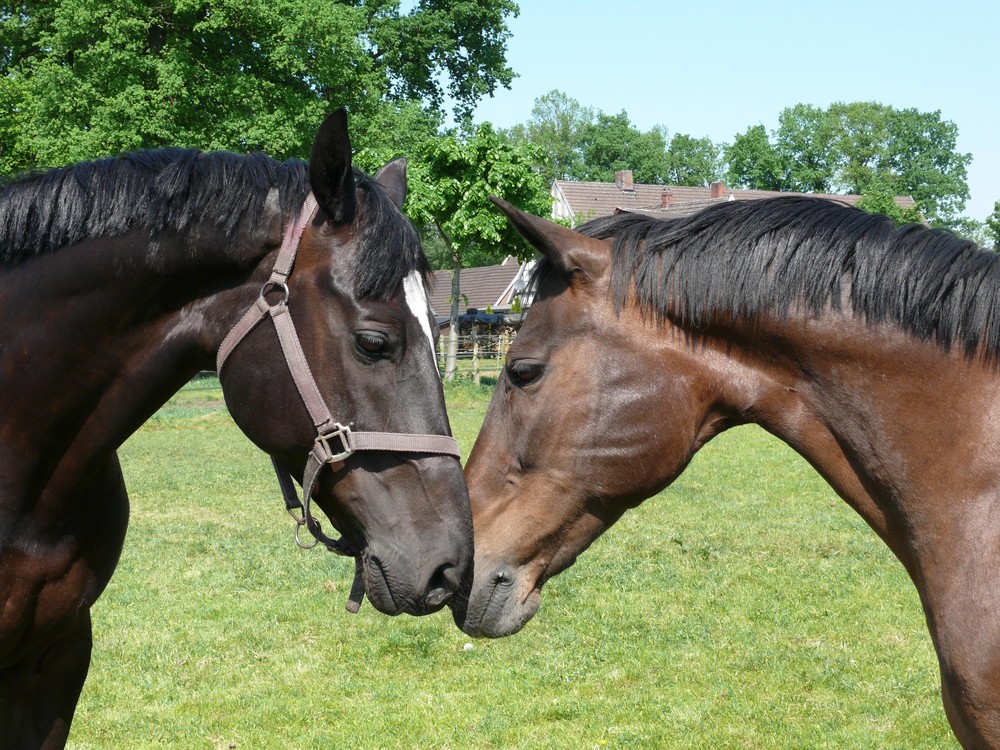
top-left (697, 308), bottom-right (1000, 747)
top-left (696, 308), bottom-right (1000, 581)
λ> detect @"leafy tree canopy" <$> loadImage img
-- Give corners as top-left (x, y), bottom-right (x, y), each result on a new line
top-left (855, 178), bottom-right (924, 226)
top-left (507, 89), bottom-right (593, 185)
top-left (722, 102), bottom-right (971, 228)
top-left (987, 201), bottom-right (1000, 251)
top-left (950, 216), bottom-right (993, 250)
top-left (402, 122), bottom-right (548, 378)
top-left (510, 90), bottom-right (722, 188)
top-left (774, 103), bottom-right (838, 193)
top-left (663, 131), bottom-right (723, 187)
top-left (829, 102), bottom-right (971, 227)
top-left (577, 111), bottom-right (668, 184)
top-left (0, 0), bottom-right (518, 172)
top-left (406, 121), bottom-right (548, 267)
top-left (725, 124), bottom-right (785, 191)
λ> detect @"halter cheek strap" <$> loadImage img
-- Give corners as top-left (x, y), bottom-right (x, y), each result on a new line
top-left (216, 193), bottom-right (461, 611)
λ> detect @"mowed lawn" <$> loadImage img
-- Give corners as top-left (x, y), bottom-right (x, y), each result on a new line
top-left (68, 377), bottom-right (954, 749)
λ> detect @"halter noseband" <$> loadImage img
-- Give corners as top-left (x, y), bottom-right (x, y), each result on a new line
top-left (215, 194), bottom-right (461, 611)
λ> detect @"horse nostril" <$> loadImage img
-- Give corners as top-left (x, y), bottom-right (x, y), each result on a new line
top-left (424, 562), bottom-right (461, 608)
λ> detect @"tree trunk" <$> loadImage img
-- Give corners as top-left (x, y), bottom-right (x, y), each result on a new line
top-left (439, 224), bottom-right (461, 381)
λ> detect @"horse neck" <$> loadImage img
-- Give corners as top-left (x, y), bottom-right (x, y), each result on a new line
top-left (0, 221), bottom-right (277, 481)
top-left (693, 308), bottom-right (1000, 577)
top-left (23, 214), bottom-right (277, 338)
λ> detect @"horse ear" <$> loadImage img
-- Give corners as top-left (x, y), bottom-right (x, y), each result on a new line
top-left (374, 158), bottom-right (408, 209)
top-left (310, 109), bottom-right (356, 224)
top-left (490, 196), bottom-right (610, 278)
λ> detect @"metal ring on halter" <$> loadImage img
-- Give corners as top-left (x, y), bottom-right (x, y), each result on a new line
top-left (293, 520), bottom-right (320, 550)
top-left (260, 280), bottom-right (290, 307)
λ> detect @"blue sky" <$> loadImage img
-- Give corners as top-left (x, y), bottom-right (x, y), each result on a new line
top-left (466, 1), bottom-right (999, 222)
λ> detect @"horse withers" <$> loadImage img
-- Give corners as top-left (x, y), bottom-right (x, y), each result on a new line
top-left (453, 196), bottom-right (1000, 749)
top-left (0, 110), bottom-right (472, 749)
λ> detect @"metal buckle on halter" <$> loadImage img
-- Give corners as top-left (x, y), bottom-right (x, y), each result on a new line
top-left (260, 280), bottom-right (290, 307)
top-left (315, 423), bottom-right (354, 464)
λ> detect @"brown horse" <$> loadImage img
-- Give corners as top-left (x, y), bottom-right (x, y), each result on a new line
top-left (454, 196), bottom-right (1000, 748)
top-left (0, 111), bottom-right (472, 749)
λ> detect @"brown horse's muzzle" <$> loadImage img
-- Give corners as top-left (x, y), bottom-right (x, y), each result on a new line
top-left (451, 560), bottom-right (543, 637)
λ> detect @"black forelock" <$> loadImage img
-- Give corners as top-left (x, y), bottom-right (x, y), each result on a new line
top-left (572, 196), bottom-right (1000, 359)
top-left (351, 171), bottom-right (430, 300)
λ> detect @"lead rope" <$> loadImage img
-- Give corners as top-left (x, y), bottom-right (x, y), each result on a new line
top-left (217, 194), bottom-right (461, 613)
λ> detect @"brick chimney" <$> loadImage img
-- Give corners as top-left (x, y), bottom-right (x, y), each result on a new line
top-left (615, 169), bottom-right (634, 192)
top-left (660, 190), bottom-right (673, 208)
top-left (709, 181), bottom-right (726, 198)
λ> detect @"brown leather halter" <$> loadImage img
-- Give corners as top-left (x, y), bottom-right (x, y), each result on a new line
top-left (216, 194), bottom-right (461, 611)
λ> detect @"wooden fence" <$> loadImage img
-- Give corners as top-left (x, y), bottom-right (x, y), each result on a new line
top-left (437, 330), bottom-right (513, 384)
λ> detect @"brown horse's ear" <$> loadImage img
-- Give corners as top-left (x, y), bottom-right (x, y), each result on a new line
top-left (374, 158), bottom-right (408, 209)
top-left (310, 109), bottom-right (356, 224)
top-left (490, 196), bottom-right (610, 278)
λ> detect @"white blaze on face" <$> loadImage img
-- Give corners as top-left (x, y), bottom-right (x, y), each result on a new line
top-left (403, 270), bottom-right (436, 363)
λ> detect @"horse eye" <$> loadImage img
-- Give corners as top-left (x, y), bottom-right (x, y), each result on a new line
top-left (507, 359), bottom-right (545, 385)
top-left (356, 332), bottom-right (387, 355)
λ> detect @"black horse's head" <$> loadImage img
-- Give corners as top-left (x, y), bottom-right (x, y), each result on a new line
top-left (220, 111), bottom-right (472, 616)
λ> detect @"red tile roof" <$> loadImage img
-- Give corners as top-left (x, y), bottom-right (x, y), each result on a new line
top-left (553, 179), bottom-right (672, 223)
top-left (552, 177), bottom-right (917, 224)
top-left (428, 257), bottom-right (521, 316)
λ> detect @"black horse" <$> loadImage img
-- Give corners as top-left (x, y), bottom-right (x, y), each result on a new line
top-left (0, 110), bottom-right (472, 749)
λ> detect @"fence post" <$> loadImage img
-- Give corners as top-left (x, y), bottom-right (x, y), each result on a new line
top-left (472, 325), bottom-right (481, 386)
top-left (499, 328), bottom-right (510, 370)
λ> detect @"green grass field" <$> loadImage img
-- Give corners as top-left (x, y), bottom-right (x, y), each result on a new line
top-left (68, 376), bottom-right (955, 749)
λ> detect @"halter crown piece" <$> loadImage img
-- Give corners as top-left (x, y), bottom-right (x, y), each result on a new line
top-left (216, 193), bottom-right (461, 612)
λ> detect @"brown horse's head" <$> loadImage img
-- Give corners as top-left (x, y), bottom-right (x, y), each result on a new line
top-left (453, 200), bottom-right (725, 637)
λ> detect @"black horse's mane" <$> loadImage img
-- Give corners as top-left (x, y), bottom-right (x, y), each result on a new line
top-left (573, 196), bottom-right (1000, 359)
top-left (0, 148), bottom-right (427, 298)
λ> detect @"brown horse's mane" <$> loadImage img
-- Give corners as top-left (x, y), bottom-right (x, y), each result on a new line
top-left (0, 149), bottom-right (428, 298)
top-left (575, 196), bottom-right (1000, 359)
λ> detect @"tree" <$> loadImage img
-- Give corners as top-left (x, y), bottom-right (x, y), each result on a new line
top-left (507, 89), bottom-right (594, 185)
top-left (950, 217), bottom-right (993, 250)
top-left (724, 124), bottom-right (786, 191)
top-left (723, 103), bottom-right (971, 228)
top-left (577, 111), bottom-right (669, 184)
top-left (855, 178), bottom-right (924, 226)
top-left (352, 99), bottom-right (444, 173)
top-left (987, 201), bottom-right (1000, 251)
top-left (405, 123), bottom-right (548, 379)
top-left (774, 103), bottom-right (837, 192)
top-left (664, 132), bottom-right (723, 187)
top-left (374, 0), bottom-right (519, 121)
top-left (507, 91), bottom-right (721, 189)
top-left (828, 102), bottom-right (971, 227)
top-left (0, 0), bottom-right (518, 172)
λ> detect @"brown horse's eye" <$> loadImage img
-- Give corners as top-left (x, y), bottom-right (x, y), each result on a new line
top-left (507, 359), bottom-right (545, 386)
top-left (356, 332), bottom-right (387, 355)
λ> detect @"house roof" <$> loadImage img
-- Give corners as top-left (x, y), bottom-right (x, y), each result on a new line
top-left (552, 175), bottom-right (918, 224)
top-left (428, 257), bottom-right (521, 317)
top-left (552, 178), bottom-right (672, 222)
